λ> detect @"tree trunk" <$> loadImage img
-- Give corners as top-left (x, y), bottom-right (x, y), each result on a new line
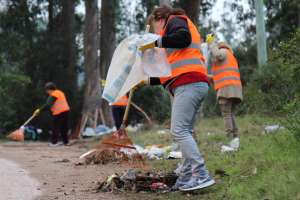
top-left (48, 0), bottom-right (53, 32)
top-left (178, 0), bottom-right (200, 26)
top-left (159, 0), bottom-right (171, 6)
top-left (142, 0), bottom-right (159, 16)
top-left (82, 0), bottom-right (102, 130)
top-left (61, 0), bottom-right (77, 104)
top-left (99, 0), bottom-right (117, 127)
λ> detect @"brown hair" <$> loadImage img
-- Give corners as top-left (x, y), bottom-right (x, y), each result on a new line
top-left (218, 42), bottom-right (233, 53)
top-left (147, 5), bottom-right (185, 25)
top-left (45, 82), bottom-right (56, 90)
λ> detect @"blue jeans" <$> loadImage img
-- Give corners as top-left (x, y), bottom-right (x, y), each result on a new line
top-left (171, 82), bottom-right (209, 179)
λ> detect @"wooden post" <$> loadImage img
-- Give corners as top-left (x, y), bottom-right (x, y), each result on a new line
top-left (255, 0), bottom-right (268, 67)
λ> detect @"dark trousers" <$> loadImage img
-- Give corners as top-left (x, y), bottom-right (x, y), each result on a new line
top-left (52, 111), bottom-right (69, 144)
top-left (112, 106), bottom-right (126, 129)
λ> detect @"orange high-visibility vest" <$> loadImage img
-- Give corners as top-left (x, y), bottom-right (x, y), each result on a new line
top-left (111, 95), bottom-right (128, 106)
top-left (50, 90), bottom-right (70, 115)
top-left (159, 15), bottom-right (207, 84)
top-left (211, 48), bottom-right (242, 90)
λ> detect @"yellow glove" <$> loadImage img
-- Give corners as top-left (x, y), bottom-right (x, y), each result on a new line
top-left (206, 33), bottom-right (215, 44)
top-left (133, 80), bottom-right (148, 90)
top-left (138, 41), bottom-right (156, 52)
top-left (101, 79), bottom-right (106, 87)
top-left (33, 109), bottom-right (40, 116)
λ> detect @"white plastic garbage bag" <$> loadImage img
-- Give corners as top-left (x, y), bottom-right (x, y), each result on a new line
top-left (102, 33), bottom-right (171, 103)
top-left (200, 42), bottom-right (210, 67)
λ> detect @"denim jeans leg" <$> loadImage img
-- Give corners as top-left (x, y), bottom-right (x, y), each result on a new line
top-left (171, 82), bottom-right (210, 179)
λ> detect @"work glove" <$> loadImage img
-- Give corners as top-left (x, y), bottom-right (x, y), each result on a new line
top-left (138, 41), bottom-right (156, 52)
top-left (101, 79), bottom-right (106, 87)
top-left (206, 33), bottom-right (216, 44)
top-left (133, 79), bottom-right (148, 90)
top-left (33, 109), bottom-right (40, 116)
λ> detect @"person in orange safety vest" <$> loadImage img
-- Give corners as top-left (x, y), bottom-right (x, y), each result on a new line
top-left (111, 95), bottom-right (128, 130)
top-left (206, 34), bottom-right (243, 151)
top-left (34, 82), bottom-right (70, 146)
top-left (139, 5), bottom-right (214, 192)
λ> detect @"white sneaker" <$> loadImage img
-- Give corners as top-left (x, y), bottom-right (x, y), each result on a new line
top-left (179, 176), bottom-right (215, 191)
top-left (48, 143), bottom-right (60, 147)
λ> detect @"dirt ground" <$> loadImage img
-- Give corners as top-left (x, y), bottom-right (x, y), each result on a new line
top-left (0, 141), bottom-right (129, 200)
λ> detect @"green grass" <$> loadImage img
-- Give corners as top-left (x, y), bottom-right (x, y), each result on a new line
top-left (125, 115), bottom-right (300, 200)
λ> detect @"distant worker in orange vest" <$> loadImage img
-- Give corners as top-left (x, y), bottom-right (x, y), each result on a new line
top-left (139, 5), bottom-right (215, 191)
top-left (206, 34), bottom-right (243, 150)
top-left (34, 82), bottom-right (70, 146)
top-left (111, 95), bottom-right (128, 130)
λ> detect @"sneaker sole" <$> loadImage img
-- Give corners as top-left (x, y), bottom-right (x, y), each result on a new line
top-left (179, 179), bottom-right (215, 191)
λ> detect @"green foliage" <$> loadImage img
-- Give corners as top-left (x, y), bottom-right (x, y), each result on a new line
top-left (127, 116), bottom-right (300, 200)
top-left (242, 29), bottom-right (300, 115)
top-left (283, 97), bottom-right (300, 140)
top-left (0, 72), bottom-right (31, 133)
top-left (131, 86), bottom-right (171, 123)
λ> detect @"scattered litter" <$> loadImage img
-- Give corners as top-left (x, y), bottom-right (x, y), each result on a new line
top-left (145, 145), bottom-right (165, 158)
top-left (221, 145), bottom-right (235, 153)
top-left (132, 144), bottom-right (182, 160)
top-left (157, 129), bottom-right (169, 135)
top-left (150, 182), bottom-right (169, 192)
top-left (229, 138), bottom-right (240, 149)
top-left (167, 151), bottom-right (182, 159)
top-left (82, 125), bottom-right (114, 137)
top-left (252, 167), bottom-right (257, 175)
top-left (94, 125), bottom-right (114, 135)
top-left (98, 170), bottom-right (177, 193)
top-left (214, 169), bottom-right (229, 177)
top-left (82, 128), bottom-right (95, 137)
top-left (126, 124), bottom-right (143, 132)
top-left (54, 159), bottom-right (70, 163)
top-left (264, 125), bottom-right (284, 134)
top-left (24, 126), bottom-right (41, 141)
top-left (221, 138), bottom-right (240, 153)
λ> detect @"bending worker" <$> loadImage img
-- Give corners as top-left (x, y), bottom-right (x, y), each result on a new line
top-left (206, 34), bottom-right (243, 150)
top-left (111, 95), bottom-right (128, 130)
top-left (34, 82), bottom-right (70, 146)
top-left (139, 5), bottom-right (215, 191)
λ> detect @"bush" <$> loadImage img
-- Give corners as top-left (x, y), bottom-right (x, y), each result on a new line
top-left (242, 29), bottom-right (300, 115)
top-left (131, 86), bottom-right (171, 124)
top-left (0, 72), bottom-right (31, 134)
top-left (283, 97), bottom-right (300, 139)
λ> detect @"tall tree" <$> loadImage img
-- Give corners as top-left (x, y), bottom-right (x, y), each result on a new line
top-left (142, 0), bottom-right (159, 15)
top-left (61, 0), bottom-right (77, 106)
top-left (82, 0), bottom-right (102, 129)
top-left (48, 0), bottom-right (54, 32)
top-left (177, 0), bottom-right (200, 25)
top-left (174, 0), bottom-right (215, 28)
top-left (159, 0), bottom-right (171, 6)
top-left (99, 0), bottom-right (117, 127)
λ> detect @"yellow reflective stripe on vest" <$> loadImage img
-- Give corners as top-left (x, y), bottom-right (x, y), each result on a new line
top-left (170, 58), bottom-right (204, 69)
top-left (212, 67), bottom-right (240, 75)
top-left (166, 42), bottom-right (201, 55)
top-left (214, 76), bottom-right (241, 84)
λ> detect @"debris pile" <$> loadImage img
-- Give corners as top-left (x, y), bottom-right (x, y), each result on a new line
top-left (98, 169), bottom-right (177, 193)
top-left (80, 148), bottom-right (145, 165)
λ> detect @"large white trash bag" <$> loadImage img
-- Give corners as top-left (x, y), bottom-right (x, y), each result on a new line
top-left (102, 33), bottom-right (171, 103)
